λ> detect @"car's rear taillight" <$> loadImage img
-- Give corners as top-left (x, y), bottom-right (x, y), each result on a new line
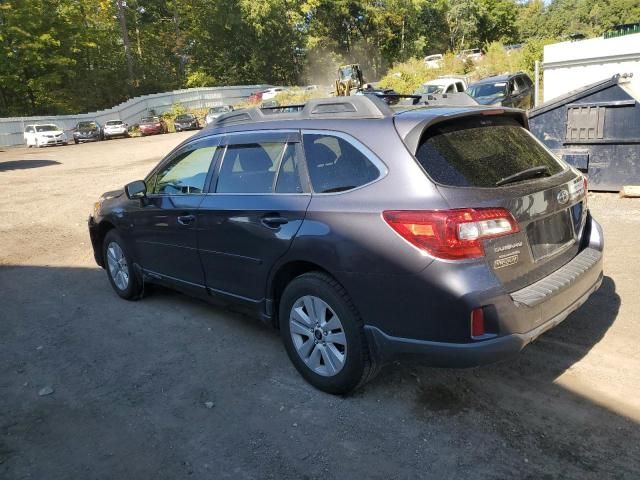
top-left (382, 208), bottom-right (519, 260)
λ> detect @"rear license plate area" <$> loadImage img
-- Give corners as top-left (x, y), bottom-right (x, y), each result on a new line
top-left (527, 209), bottom-right (574, 261)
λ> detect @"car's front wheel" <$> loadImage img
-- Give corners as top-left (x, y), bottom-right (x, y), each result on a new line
top-left (103, 230), bottom-right (142, 300)
top-left (279, 272), bottom-right (378, 395)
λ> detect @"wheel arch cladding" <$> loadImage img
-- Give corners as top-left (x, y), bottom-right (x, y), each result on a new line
top-left (269, 260), bottom-right (341, 327)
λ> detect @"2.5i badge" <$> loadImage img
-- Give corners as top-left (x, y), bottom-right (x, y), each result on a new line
top-left (494, 254), bottom-right (519, 269)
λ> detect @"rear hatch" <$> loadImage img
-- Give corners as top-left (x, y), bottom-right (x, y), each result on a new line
top-left (407, 114), bottom-right (588, 292)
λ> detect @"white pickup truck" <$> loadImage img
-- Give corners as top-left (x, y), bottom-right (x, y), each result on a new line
top-left (414, 76), bottom-right (468, 95)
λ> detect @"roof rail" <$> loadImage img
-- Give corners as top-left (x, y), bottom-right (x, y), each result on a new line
top-left (211, 95), bottom-right (393, 127)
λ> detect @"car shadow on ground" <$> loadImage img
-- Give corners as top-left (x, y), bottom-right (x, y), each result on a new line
top-left (0, 159), bottom-right (60, 172)
top-left (362, 276), bottom-right (638, 475)
top-left (1, 266), bottom-right (636, 479)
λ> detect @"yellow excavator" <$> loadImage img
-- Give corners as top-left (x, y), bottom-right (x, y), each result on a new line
top-left (335, 64), bottom-right (364, 96)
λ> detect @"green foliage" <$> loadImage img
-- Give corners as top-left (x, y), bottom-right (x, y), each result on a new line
top-left (185, 70), bottom-right (215, 88)
top-left (2, 0), bottom-right (640, 116)
top-left (273, 88), bottom-right (325, 106)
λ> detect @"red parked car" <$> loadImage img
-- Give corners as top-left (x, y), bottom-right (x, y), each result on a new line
top-left (139, 116), bottom-right (168, 136)
top-left (247, 91), bottom-right (263, 104)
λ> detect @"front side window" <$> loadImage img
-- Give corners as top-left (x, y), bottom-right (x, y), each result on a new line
top-left (415, 116), bottom-right (564, 188)
top-left (151, 145), bottom-right (217, 195)
top-left (303, 133), bottom-right (380, 193)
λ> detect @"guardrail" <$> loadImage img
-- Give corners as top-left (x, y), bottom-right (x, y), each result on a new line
top-left (0, 85), bottom-right (272, 147)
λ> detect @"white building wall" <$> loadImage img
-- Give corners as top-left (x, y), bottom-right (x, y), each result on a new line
top-left (543, 33), bottom-right (640, 102)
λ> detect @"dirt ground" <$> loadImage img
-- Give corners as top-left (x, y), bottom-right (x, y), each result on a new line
top-left (1, 135), bottom-right (639, 479)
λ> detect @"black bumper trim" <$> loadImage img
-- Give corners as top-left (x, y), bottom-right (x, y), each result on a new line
top-left (510, 247), bottom-right (602, 307)
top-left (364, 272), bottom-right (603, 368)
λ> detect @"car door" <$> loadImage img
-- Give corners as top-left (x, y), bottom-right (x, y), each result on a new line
top-left (24, 126), bottom-right (35, 145)
top-left (127, 136), bottom-right (220, 289)
top-left (197, 130), bottom-right (311, 303)
top-left (518, 75), bottom-right (534, 108)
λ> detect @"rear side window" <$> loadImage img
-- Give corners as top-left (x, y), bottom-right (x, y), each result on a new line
top-left (303, 134), bottom-right (379, 193)
top-left (415, 116), bottom-right (564, 188)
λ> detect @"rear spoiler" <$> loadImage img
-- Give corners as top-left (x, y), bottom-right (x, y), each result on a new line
top-left (395, 107), bottom-right (529, 154)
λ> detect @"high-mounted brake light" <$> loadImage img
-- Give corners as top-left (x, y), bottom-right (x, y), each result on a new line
top-left (383, 208), bottom-right (519, 260)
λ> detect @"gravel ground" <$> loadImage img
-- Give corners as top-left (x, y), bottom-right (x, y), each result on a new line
top-left (1, 135), bottom-right (639, 479)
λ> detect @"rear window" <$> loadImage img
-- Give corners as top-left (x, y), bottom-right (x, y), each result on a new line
top-left (415, 116), bottom-right (564, 187)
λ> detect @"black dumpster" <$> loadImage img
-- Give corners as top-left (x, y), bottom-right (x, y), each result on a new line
top-left (528, 74), bottom-right (640, 191)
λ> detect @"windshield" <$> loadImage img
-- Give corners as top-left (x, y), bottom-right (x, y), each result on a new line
top-left (35, 125), bottom-right (59, 132)
top-left (415, 116), bottom-right (564, 188)
top-left (415, 84), bottom-right (445, 95)
top-left (105, 121), bottom-right (123, 126)
top-left (467, 82), bottom-right (507, 99)
top-left (141, 117), bottom-right (159, 123)
top-left (209, 106), bottom-right (230, 113)
top-left (175, 114), bottom-right (193, 121)
top-left (338, 66), bottom-right (353, 81)
top-left (78, 122), bottom-right (97, 129)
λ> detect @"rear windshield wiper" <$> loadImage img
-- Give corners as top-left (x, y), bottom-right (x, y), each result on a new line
top-left (496, 166), bottom-right (550, 187)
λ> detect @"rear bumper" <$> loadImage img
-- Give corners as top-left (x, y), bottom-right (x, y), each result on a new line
top-left (362, 216), bottom-right (604, 367)
top-left (140, 126), bottom-right (163, 134)
top-left (104, 130), bottom-right (127, 137)
top-left (365, 269), bottom-right (602, 367)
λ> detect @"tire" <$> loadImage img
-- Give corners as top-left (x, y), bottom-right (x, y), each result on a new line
top-left (102, 230), bottom-right (142, 300)
top-left (35, 138), bottom-right (41, 148)
top-left (74, 139), bottom-right (79, 144)
top-left (279, 271), bottom-right (379, 395)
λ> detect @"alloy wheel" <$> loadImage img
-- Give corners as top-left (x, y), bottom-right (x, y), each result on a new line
top-left (289, 295), bottom-right (347, 377)
top-left (106, 241), bottom-right (130, 291)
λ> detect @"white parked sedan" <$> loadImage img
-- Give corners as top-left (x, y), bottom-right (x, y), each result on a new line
top-left (24, 124), bottom-right (68, 147)
top-left (262, 87), bottom-right (287, 100)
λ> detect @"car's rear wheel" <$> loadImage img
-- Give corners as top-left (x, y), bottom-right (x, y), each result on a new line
top-left (103, 230), bottom-right (142, 300)
top-left (279, 272), bottom-right (378, 395)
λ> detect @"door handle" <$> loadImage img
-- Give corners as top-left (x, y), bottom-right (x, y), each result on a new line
top-left (261, 215), bottom-right (289, 228)
top-left (177, 214), bottom-right (196, 226)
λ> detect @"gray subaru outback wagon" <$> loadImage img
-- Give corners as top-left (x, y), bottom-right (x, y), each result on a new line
top-left (89, 96), bottom-right (603, 394)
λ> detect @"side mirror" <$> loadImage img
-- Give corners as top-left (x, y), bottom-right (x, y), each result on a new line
top-left (125, 180), bottom-right (147, 200)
